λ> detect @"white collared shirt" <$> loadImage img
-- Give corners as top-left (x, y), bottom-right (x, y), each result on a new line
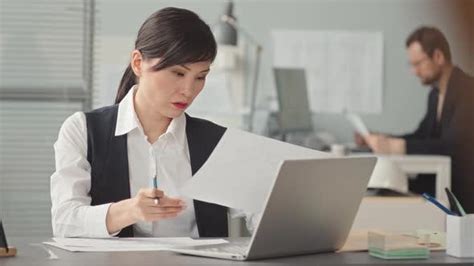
top-left (51, 86), bottom-right (257, 238)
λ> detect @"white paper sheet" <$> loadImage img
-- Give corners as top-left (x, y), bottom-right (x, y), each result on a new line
top-left (345, 112), bottom-right (370, 137)
top-left (272, 30), bottom-right (383, 114)
top-left (43, 237), bottom-right (227, 252)
top-left (180, 129), bottom-right (330, 213)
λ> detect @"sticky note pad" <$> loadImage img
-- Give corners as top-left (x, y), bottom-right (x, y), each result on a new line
top-left (368, 231), bottom-right (430, 260)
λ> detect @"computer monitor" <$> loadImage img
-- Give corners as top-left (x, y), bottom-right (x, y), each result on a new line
top-left (273, 67), bottom-right (313, 134)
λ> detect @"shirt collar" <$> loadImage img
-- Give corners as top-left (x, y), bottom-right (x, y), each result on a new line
top-left (166, 113), bottom-right (187, 150)
top-left (115, 85), bottom-right (140, 136)
top-left (114, 85), bottom-right (187, 149)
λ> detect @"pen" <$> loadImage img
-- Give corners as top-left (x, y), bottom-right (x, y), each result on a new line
top-left (0, 221), bottom-right (9, 253)
top-left (445, 187), bottom-right (467, 216)
top-left (445, 187), bottom-right (461, 216)
top-left (422, 193), bottom-right (457, 216)
top-left (153, 176), bottom-right (160, 205)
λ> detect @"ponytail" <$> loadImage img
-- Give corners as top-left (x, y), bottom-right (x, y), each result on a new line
top-left (115, 64), bottom-right (136, 104)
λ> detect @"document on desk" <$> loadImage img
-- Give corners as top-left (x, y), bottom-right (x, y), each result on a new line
top-left (43, 237), bottom-right (227, 252)
top-left (180, 128), bottom-right (330, 213)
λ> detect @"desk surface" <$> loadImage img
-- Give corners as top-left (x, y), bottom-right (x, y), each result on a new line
top-left (2, 237), bottom-right (474, 266)
top-left (352, 154), bottom-right (450, 161)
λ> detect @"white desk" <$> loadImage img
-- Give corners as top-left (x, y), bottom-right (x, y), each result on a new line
top-left (351, 154), bottom-right (451, 203)
top-left (350, 154), bottom-right (451, 232)
top-left (377, 154), bottom-right (451, 203)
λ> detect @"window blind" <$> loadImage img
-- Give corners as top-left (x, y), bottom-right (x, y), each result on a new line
top-left (0, 101), bottom-right (83, 236)
top-left (0, 0), bottom-right (93, 237)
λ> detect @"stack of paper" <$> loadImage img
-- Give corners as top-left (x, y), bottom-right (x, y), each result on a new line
top-left (43, 237), bottom-right (227, 252)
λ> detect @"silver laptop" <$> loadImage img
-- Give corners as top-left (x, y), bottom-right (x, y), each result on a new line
top-left (170, 157), bottom-right (377, 260)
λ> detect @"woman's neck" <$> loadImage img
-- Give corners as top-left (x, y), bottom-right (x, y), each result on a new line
top-left (133, 89), bottom-right (171, 144)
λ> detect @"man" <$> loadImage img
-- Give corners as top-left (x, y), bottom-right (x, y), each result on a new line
top-left (358, 26), bottom-right (474, 212)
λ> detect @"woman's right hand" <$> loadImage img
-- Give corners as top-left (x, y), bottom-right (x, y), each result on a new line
top-left (106, 188), bottom-right (186, 234)
top-left (130, 188), bottom-right (187, 222)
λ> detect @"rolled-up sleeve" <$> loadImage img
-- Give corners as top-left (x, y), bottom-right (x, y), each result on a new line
top-left (51, 112), bottom-right (115, 238)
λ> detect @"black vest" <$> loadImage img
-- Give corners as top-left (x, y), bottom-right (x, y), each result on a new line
top-left (85, 105), bottom-right (228, 237)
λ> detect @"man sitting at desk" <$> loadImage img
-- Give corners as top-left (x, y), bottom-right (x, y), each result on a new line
top-left (356, 26), bottom-right (474, 212)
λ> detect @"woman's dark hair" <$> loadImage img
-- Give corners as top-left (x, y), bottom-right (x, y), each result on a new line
top-left (405, 26), bottom-right (451, 63)
top-left (115, 7), bottom-right (217, 103)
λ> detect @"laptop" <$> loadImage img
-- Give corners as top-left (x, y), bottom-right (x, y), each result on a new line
top-left (170, 157), bottom-right (377, 260)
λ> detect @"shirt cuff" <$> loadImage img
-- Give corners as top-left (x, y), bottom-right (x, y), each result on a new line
top-left (84, 203), bottom-right (119, 238)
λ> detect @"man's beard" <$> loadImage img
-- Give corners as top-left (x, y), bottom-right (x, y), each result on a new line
top-left (421, 69), bottom-right (442, 86)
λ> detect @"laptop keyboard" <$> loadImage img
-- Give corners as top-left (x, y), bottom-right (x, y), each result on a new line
top-left (197, 240), bottom-right (250, 255)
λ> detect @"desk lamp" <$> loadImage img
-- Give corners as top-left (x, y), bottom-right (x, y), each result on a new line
top-left (213, 0), bottom-right (262, 132)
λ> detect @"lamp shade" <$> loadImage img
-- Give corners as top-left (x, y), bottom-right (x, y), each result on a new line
top-left (213, 1), bottom-right (237, 45)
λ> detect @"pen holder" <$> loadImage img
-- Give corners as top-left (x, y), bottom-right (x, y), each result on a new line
top-left (447, 214), bottom-right (474, 258)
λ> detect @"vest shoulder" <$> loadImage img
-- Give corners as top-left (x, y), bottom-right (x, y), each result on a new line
top-left (84, 105), bottom-right (119, 131)
top-left (85, 105), bottom-right (119, 116)
top-left (186, 114), bottom-right (226, 132)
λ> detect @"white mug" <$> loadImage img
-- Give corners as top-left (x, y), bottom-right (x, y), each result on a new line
top-left (330, 144), bottom-right (346, 156)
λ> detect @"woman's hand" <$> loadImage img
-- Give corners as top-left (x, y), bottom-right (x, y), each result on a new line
top-left (130, 188), bottom-right (186, 222)
top-left (105, 188), bottom-right (186, 234)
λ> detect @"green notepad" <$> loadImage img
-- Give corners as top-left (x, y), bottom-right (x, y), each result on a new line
top-left (368, 230), bottom-right (430, 260)
top-left (369, 247), bottom-right (430, 260)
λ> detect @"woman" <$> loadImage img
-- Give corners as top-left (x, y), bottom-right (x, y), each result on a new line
top-left (51, 7), bottom-right (252, 238)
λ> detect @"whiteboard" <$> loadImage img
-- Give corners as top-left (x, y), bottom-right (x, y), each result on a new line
top-left (272, 30), bottom-right (383, 114)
